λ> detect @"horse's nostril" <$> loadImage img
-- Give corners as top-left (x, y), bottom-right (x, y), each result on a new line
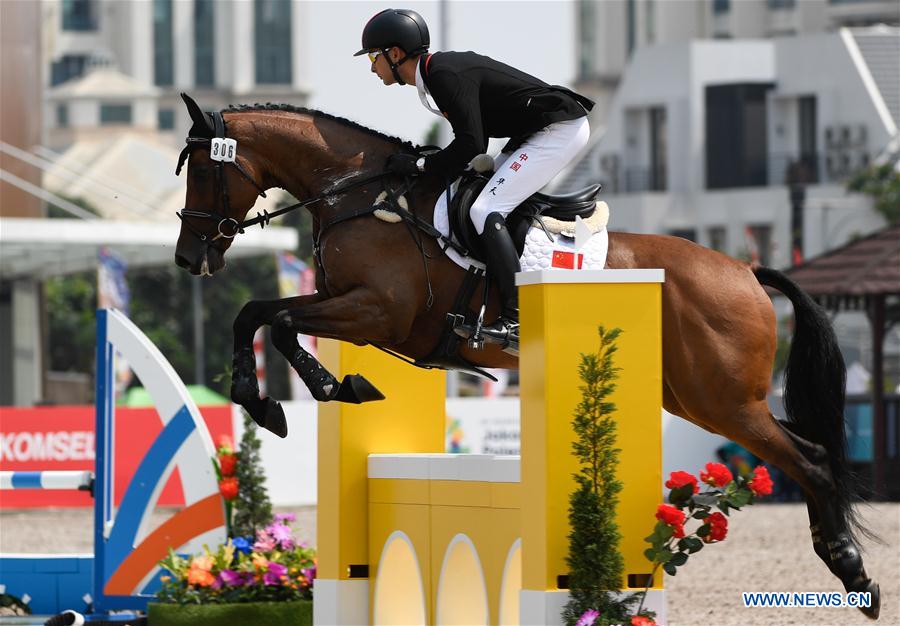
top-left (175, 253), bottom-right (191, 269)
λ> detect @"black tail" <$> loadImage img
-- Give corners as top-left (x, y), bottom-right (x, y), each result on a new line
top-left (754, 267), bottom-right (869, 542)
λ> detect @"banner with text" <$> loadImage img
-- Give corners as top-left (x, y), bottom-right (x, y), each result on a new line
top-left (0, 405), bottom-right (232, 509)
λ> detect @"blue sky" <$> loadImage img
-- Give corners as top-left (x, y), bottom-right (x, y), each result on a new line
top-left (306, 1), bottom-right (577, 146)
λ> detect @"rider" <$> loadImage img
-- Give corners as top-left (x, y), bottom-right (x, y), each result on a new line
top-left (355, 8), bottom-right (593, 346)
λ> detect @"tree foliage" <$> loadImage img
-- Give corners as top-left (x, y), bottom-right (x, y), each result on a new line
top-left (847, 163), bottom-right (900, 224)
top-left (232, 411), bottom-right (274, 539)
top-left (563, 327), bottom-right (639, 625)
top-left (45, 254), bottom-right (290, 400)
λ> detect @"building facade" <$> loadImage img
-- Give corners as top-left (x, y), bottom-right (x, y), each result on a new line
top-left (565, 0), bottom-right (898, 267)
top-left (44, 0), bottom-right (310, 148)
top-left (565, 29), bottom-right (897, 267)
top-left (575, 0), bottom-right (900, 120)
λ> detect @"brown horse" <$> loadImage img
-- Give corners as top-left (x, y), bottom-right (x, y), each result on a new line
top-left (173, 95), bottom-right (880, 618)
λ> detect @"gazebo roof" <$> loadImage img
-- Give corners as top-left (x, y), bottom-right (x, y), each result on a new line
top-left (784, 224), bottom-right (900, 310)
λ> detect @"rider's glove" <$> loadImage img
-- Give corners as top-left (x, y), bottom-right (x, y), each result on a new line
top-left (386, 153), bottom-right (421, 176)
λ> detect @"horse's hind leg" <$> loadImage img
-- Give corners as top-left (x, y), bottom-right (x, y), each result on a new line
top-left (711, 402), bottom-right (879, 619)
top-left (774, 418), bottom-right (832, 565)
top-left (773, 417), bottom-right (880, 618)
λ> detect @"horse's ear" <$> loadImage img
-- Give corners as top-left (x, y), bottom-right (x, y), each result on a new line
top-left (181, 92), bottom-right (214, 138)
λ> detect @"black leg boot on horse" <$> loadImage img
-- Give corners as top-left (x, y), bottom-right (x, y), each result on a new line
top-left (477, 212), bottom-right (520, 355)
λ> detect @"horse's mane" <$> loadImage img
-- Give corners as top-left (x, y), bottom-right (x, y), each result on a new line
top-left (224, 103), bottom-right (419, 151)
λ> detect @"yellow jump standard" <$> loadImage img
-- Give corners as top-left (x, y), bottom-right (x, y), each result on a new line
top-left (314, 268), bottom-right (666, 625)
top-left (518, 269), bottom-right (665, 624)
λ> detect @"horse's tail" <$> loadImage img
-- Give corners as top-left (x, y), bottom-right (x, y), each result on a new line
top-left (753, 266), bottom-right (868, 541)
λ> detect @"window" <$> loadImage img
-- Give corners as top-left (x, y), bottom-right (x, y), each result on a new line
top-left (62, 0), bottom-right (97, 31)
top-left (194, 0), bottom-right (216, 87)
top-left (158, 108), bottom-right (176, 130)
top-left (626, 0), bottom-right (636, 57)
top-left (646, 0), bottom-right (655, 45)
top-left (708, 226), bottom-right (727, 253)
top-left (649, 107), bottom-right (667, 192)
top-left (100, 104), bottom-right (132, 125)
top-left (154, 0), bottom-right (174, 86)
top-left (255, 0), bottom-right (292, 85)
top-left (57, 105), bottom-right (69, 128)
top-left (745, 224), bottom-right (773, 267)
top-left (669, 229), bottom-right (697, 243)
top-left (713, 0), bottom-right (730, 15)
top-left (706, 83), bottom-right (774, 189)
top-left (51, 54), bottom-right (89, 86)
top-left (578, 0), bottom-right (597, 79)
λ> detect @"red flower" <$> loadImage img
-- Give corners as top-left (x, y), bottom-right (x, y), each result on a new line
top-left (700, 462), bottom-right (733, 487)
top-left (665, 471), bottom-right (699, 494)
top-left (655, 503), bottom-right (686, 527)
top-left (217, 434), bottom-right (234, 454)
top-left (632, 616), bottom-right (657, 626)
top-left (749, 465), bottom-right (774, 496)
top-left (703, 512), bottom-right (728, 542)
top-left (219, 476), bottom-right (239, 500)
top-left (672, 523), bottom-right (686, 538)
top-left (218, 453), bottom-right (237, 477)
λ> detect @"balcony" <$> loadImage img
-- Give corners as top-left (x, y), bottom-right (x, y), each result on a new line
top-left (768, 150), bottom-right (872, 186)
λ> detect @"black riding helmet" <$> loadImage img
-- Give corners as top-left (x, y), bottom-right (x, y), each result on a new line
top-left (354, 8), bottom-right (429, 85)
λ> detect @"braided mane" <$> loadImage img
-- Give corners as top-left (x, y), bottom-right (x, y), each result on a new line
top-left (224, 103), bottom-right (419, 150)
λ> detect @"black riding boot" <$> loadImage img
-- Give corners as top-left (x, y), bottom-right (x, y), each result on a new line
top-left (479, 212), bottom-right (520, 349)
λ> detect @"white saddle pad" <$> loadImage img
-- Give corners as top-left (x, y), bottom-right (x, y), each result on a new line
top-left (432, 192), bottom-right (609, 271)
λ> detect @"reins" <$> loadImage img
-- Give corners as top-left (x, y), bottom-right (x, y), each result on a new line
top-left (176, 108), bottom-right (468, 310)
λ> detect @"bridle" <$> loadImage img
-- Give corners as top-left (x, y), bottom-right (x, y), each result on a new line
top-left (175, 110), bottom-right (401, 242)
top-left (173, 106), bottom-right (468, 308)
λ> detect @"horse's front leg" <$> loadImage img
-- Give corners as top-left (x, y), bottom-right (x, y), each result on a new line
top-left (230, 295), bottom-right (323, 437)
top-left (270, 287), bottom-right (414, 406)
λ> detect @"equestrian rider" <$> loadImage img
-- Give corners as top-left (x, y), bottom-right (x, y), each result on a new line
top-left (355, 8), bottom-right (593, 347)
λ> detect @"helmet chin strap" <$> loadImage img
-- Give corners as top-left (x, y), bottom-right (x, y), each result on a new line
top-left (386, 48), bottom-right (412, 85)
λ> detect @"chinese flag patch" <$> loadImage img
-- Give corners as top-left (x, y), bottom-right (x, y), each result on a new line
top-left (551, 250), bottom-right (584, 269)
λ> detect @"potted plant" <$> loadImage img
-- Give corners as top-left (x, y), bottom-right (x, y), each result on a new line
top-left (149, 416), bottom-right (315, 626)
top-left (148, 514), bottom-right (316, 626)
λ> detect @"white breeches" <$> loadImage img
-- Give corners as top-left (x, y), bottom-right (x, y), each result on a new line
top-left (469, 116), bottom-right (590, 234)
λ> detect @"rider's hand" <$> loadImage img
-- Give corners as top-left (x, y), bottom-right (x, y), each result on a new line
top-left (386, 153), bottom-right (421, 176)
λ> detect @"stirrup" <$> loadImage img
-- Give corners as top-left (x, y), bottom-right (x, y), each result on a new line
top-left (450, 303), bottom-right (488, 350)
top-left (480, 318), bottom-right (519, 356)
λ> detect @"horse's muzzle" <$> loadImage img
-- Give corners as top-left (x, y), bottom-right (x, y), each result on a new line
top-left (175, 244), bottom-right (225, 276)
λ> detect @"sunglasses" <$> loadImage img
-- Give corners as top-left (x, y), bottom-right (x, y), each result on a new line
top-left (367, 50), bottom-right (383, 64)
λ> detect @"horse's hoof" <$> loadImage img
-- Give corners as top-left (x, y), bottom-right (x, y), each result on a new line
top-left (334, 374), bottom-right (385, 404)
top-left (261, 396), bottom-right (288, 438)
top-left (852, 578), bottom-right (880, 620)
top-left (242, 396), bottom-right (268, 427)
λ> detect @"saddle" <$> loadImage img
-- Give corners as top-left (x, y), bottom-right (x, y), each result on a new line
top-left (449, 173), bottom-right (601, 263)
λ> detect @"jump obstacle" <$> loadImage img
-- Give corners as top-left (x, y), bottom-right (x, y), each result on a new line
top-left (2, 271), bottom-right (664, 624)
top-left (314, 269), bottom-right (666, 625)
top-left (0, 308), bottom-right (226, 619)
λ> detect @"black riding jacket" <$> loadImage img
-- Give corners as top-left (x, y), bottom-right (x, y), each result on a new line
top-left (418, 51), bottom-right (593, 179)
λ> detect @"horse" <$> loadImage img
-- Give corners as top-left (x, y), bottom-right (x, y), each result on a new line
top-left (172, 94), bottom-right (880, 619)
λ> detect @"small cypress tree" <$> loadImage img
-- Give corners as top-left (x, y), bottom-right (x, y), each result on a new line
top-left (232, 411), bottom-right (273, 539)
top-left (563, 326), bottom-right (639, 625)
